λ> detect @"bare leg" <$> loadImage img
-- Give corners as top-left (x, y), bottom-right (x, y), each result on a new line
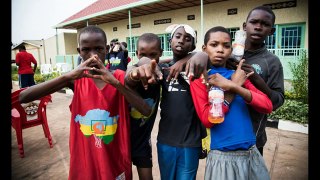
top-left (137, 167), bottom-right (153, 180)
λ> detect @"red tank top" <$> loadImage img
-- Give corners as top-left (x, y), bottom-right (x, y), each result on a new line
top-left (68, 70), bottom-right (131, 180)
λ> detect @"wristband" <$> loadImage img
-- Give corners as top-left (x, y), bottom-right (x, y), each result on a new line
top-left (223, 99), bottom-right (230, 107)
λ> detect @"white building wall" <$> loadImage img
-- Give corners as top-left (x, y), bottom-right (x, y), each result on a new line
top-left (94, 0), bottom-right (307, 50)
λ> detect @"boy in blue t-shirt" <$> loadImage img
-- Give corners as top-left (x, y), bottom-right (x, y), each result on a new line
top-left (190, 26), bottom-right (272, 180)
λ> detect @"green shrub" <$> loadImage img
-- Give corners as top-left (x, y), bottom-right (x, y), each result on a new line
top-left (42, 72), bottom-right (60, 81)
top-left (12, 65), bottom-right (18, 74)
top-left (284, 90), bottom-right (297, 99)
top-left (12, 73), bottom-right (18, 81)
top-left (34, 74), bottom-right (45, 83)
top-left (268, 99), bottom-right (308, 124)
top-left (35, 67), bottom-right (41, 74)
top-left (268, 50), bottom-right (309, 124)
top-left (11, 65), bottom-right (58, 84)
top-left (289, 50), bottom-right (308, 104)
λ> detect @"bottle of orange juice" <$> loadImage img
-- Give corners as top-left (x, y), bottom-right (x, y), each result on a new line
top-left (208, 86), bottom-right (224, 123)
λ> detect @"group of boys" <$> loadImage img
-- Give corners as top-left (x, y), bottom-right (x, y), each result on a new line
top-left (19, 5), bottom-right (284, 180)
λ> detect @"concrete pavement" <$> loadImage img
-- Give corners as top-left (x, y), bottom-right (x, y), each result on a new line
top-left (11, 83), bottom-right (308, 179)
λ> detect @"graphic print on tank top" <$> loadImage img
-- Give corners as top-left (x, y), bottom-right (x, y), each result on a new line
top-left (167, 72), bottom-right (190, 92)
top-left (75, 108), bottom-right (119, 145)
top-left (130, 98), bottom-right (156, 126)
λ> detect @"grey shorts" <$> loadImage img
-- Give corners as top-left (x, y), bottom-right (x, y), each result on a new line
top-left (205, 145), bottom-right (270, 180)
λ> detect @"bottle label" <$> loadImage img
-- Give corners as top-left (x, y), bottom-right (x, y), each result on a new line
top-left (209, 89), bottom-right (224, 103)
top-left (208, 87), bottom-right (225, 124)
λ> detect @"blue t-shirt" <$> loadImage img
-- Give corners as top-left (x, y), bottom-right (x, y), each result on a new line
top-left (208, 66), bottom-right (256, 151)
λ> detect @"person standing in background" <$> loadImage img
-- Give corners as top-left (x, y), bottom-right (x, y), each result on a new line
top-left (15, 45), bottom-right (37, 88)
top-left (108, 41), bottom-right (128, 71)
top-left (121, 41), bottom-right (132, 65)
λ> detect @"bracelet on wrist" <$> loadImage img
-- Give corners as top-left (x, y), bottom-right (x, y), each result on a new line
top-left (223, 99), bottom-right (230, 107)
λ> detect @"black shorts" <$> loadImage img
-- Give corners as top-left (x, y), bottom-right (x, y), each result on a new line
top-left (131, 116), bottom-right (156, 168)
top-left (132, 156), bottom-right (153, 168)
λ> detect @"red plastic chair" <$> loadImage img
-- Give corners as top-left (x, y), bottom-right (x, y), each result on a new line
top-left (11, 88), bottom-right (53, 158)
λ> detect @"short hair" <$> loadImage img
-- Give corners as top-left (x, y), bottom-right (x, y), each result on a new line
top-left (204, 26), bottom-right (231, 45)
top-left (121, 42), bottom-right (127, 48)
top-left (78, 25), bottom-right (107, 45)
top-left (18, 45), bottom-right (26, 51)
top-left (110, 39), bottom-right (118, 44)
top-left (246, 6), bottom-right (276, 25)
top-left (137, 33), bottom-right (161, 50)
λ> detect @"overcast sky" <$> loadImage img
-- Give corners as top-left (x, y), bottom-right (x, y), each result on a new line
top-left (12, 0), bottom-right (97, 44)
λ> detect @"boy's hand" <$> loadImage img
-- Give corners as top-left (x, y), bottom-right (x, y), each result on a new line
top-left (208, 73), bottom-right (234, 91)
top-left (227, 58), bottom-right (256, 78)
top-left (130, 58), bottom-right (162, 90)
top-left (185, 52), bottom-right (208, 82)
top-left (84, 55), bottom-right (119, 85)
top-left (67, 56), bottom-right (97, 80)
top-left (161, 52), bottom-right (208, 83)
top-left (231, 59), bottom-right (253, 86)
top-left (162, 60), bottom-right (185, 82)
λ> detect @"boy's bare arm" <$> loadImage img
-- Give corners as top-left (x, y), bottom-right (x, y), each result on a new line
top-left (185, 51), bottom-right (209, 81)
top-left (19, 58), bottom-right (96, 103)
top-left (19, 74), bottom-right (73, 103)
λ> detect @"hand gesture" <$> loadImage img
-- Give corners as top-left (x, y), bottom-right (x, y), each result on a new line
top-left (67, 56), bottom-right (98, 80)
top-left (185, 52), bottom-right (208, 82)
top-left (161, 52), bottom-right (208, 83)
top-left (231, 59), bottom-right (254, 86)
top-left (84, 55), bottom-right (119, 85)
top-left (208, 73), bottom-right (234, 91)
top-left (162, 59), bottom-right (185, 82)
top-left (130, 57), bottom-right (162, 89)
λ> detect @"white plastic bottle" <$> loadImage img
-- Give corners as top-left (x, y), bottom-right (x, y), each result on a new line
top-left (208, 86), bottom-right (224, 123)
top-left (231, 30), bottom-right (246, 62)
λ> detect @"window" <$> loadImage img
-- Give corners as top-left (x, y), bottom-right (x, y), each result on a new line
top-left (279, 24), bottom-right (304, 56)
top-left (227, 27), bottom-right (240, 42)
top-left (166, 33), bottom-right (172, 51)
top-left (157, 33), bottom-right (171, 51)
top-left (126, 36), bottom-right (139, 56)
top-left (265, 32), bottom-right (276, 49)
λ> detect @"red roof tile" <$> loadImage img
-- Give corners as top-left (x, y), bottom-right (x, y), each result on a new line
top-left (60, 0), bottom-right (141, 24)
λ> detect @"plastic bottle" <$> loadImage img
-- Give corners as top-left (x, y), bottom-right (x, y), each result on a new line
top-left (231, 30), bottom-right (246, 62)
top-left (208, 86), bottom-right (224, 123)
